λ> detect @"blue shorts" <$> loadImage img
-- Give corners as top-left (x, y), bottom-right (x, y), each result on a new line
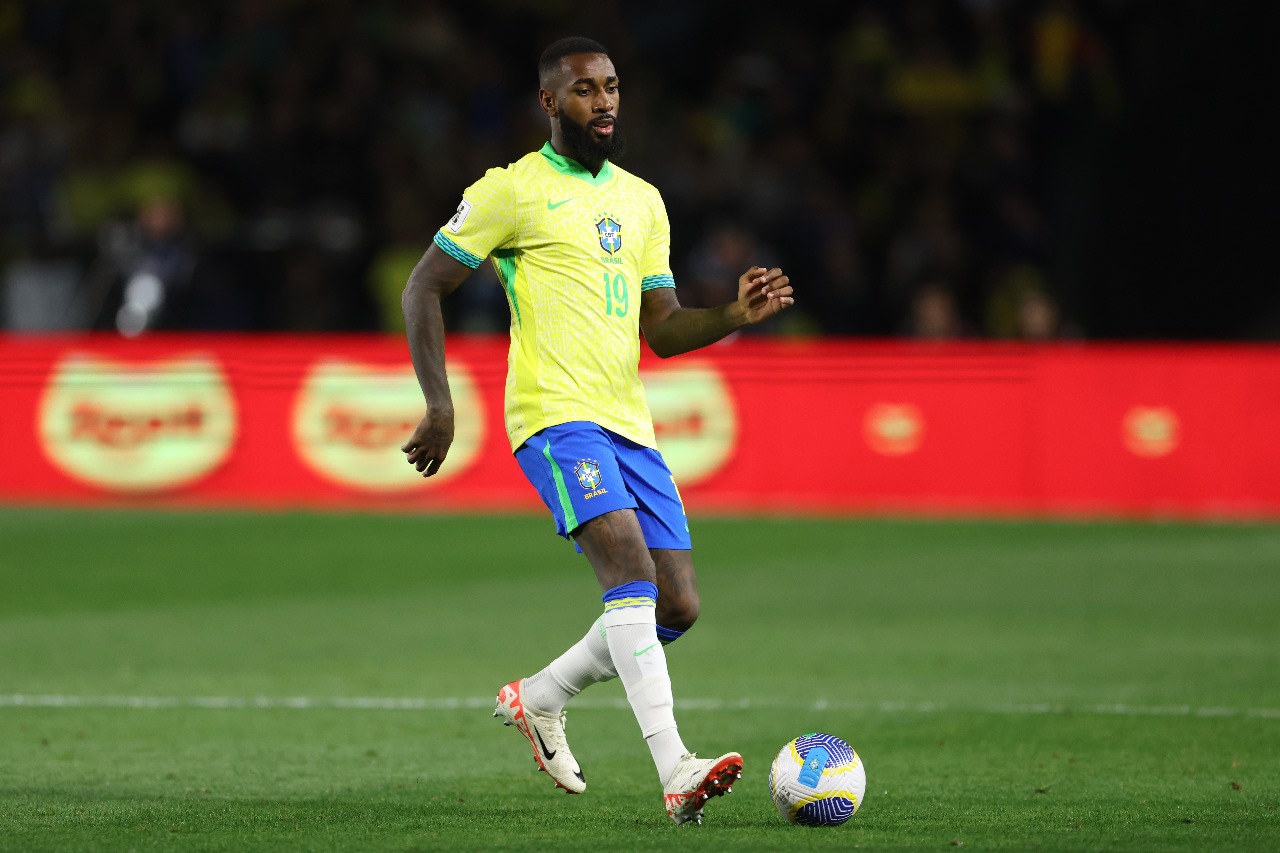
top-left (515, 421), bottom-right (691, 552)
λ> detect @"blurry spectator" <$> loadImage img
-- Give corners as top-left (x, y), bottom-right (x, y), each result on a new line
top-left (1032, 0), bottom-right (1084, 102)
top-left (984, 262), bottom-right (1077, 341)
top-left (885, 191), bottom-right (970, 322)
top-left (0, 0), bottom-right (1260, 339)
top-left (82, 193), bottom-right (206, 335)
top-left (904, 275), bottom-right (971, 340)
top-left (889, 37), bottom-right (983, 116)
top-left (1015, 286), bottom-right (1063, 342)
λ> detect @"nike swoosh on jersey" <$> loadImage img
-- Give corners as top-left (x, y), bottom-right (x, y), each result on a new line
top-left (546, 198), bottom-right (575, 210)
top-left (534, 725), bottom-right (557, 760)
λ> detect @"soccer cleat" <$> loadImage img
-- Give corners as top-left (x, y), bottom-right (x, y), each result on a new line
top-left (663, 751), bottom-right (743, 825)
top-left (493, 679), bottom-right (586, 794)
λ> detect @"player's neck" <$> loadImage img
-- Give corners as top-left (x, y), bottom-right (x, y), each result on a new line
top-left (548, 137), bottom-right (607, 177)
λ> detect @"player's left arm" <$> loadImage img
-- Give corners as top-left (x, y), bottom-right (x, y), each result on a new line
top-left (639, 266), bottom-right (793, 358)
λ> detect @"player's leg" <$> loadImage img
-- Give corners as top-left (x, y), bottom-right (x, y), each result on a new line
top-left (494, 423), bottom-right (647, 793)
top-left (598, 432), bottom-right (740, 824)
top-left (496, 423), bottom-right (738, 818)
top-left (493, 423), bottom-right (638, 794)
top-left (573, 508), bottom-right (694, 786)
top-left (568, 453), bottom-right (742, 823)
top-left (572, 442), bottom-right (696, 786)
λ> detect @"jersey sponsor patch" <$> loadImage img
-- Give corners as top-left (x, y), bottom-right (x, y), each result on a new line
top-left (446, 199), bottom-right (473, 233)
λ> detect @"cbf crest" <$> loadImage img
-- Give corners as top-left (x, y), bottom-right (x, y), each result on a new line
top-left (574, 458), bottom-right (603, 490)
top-left (596, 215), bottom-right (622, 255)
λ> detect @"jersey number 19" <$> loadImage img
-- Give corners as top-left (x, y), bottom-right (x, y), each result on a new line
top-left (603, 273), bottom-right (629, 318)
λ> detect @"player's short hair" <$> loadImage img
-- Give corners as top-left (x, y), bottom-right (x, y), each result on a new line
top-left (538, 37), bottom-right (610, 85)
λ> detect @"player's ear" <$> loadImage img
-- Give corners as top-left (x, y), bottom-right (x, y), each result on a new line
top-left (538, 88), bottom-right (556, 118)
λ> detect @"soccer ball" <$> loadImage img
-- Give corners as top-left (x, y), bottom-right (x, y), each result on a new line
top-left (768, 733), bottom-right (866, 826)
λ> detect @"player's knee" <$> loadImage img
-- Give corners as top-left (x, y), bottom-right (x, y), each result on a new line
top-left (657, 593), bottom-right (700, 634)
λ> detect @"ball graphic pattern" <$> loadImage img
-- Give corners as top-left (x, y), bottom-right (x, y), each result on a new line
top-left (768, 732), bottom-right (866, 826)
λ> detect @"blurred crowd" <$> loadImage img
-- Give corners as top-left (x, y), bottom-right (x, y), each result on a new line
top-left (0, 0), bottom-right (1215, 339)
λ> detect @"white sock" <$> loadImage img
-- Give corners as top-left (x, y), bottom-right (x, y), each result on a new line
top-left (521, 618), bottom-right (616, 714)
top-left (646, 728), bottom-right (688, 786)
top-left (602, 603), bottom-right (688, 784)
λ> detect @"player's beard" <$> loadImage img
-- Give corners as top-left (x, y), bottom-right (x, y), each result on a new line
top-left (557, 110), bottom-right (626, 173)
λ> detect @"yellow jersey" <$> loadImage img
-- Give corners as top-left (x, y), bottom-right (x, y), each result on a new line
top-left (434, 142), bottom-right (675, 451)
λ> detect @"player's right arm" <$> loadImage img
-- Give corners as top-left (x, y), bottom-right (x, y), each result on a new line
top-left (400, 244), bottom-right (473, 477)
top-left (401, 168), bottom-right (517, 477)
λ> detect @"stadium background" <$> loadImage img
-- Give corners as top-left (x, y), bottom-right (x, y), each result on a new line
top-left (0, 0), bottom-right (1275, 517)
top-left (1, 0), bottom-right (1272, 340)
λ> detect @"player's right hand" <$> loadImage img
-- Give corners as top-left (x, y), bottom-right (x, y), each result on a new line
top-left (401, 409), bottom-right (455, 477)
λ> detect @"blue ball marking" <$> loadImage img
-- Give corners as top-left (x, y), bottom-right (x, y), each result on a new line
top-left (796, 745), bottom-right (829, 787)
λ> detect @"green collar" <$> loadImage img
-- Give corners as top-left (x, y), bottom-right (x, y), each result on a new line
top-left (540, 141), bottom-right (614, 185)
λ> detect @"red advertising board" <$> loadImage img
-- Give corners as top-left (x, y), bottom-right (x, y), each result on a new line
top-left (2, 334), bottom-right (1277, 518)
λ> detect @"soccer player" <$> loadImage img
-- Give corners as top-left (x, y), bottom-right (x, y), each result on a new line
top-left (400, 36), bottom-right (794, 825)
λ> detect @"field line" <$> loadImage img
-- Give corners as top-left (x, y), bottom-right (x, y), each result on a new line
top-left (2, 694), bottom-right (1277, 719)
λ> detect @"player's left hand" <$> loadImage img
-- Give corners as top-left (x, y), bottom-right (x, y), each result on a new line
top-left (737, 266), bottom-right (794, 324)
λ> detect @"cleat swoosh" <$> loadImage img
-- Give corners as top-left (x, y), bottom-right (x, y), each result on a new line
top-left (533, 726), bottom-right (557, 761)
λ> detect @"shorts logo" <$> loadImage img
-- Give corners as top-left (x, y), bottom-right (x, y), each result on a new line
top-left (596, 216), bottom-right (622, 255)
top-left (574, 458), bottom-right (603, 490)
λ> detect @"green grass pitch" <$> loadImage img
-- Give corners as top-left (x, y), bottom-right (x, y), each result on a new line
top-left (1, 508), bottom-right (1278, 851)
